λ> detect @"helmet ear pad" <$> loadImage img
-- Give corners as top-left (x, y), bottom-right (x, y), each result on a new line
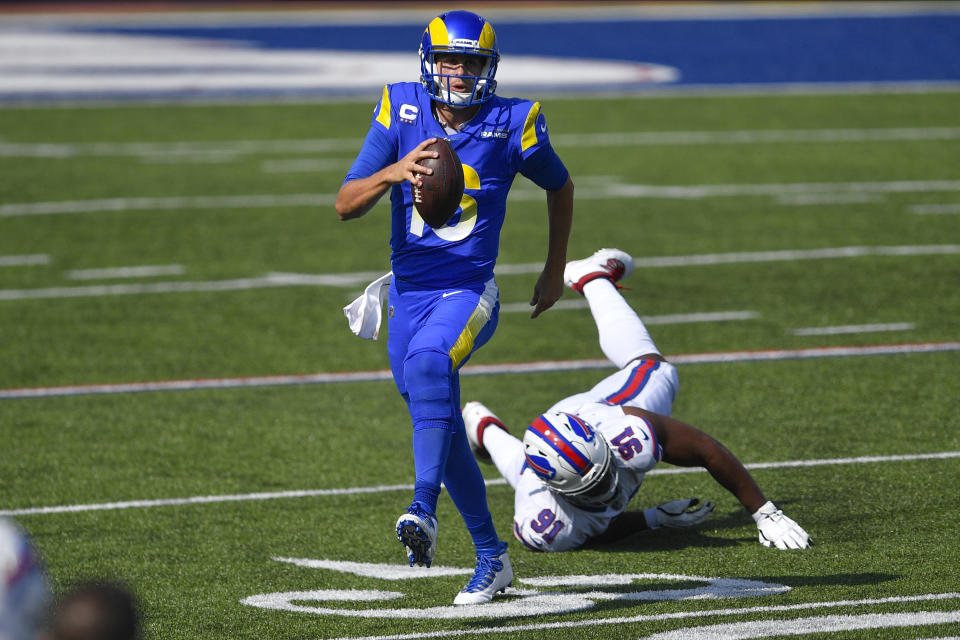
top-left (523, 412), bottom-right (618, 504)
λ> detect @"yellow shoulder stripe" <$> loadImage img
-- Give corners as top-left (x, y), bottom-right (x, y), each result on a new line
top-left (521, 102), bottom-right (542, 153)
top-left (375, 85), bottom-right (391, 129)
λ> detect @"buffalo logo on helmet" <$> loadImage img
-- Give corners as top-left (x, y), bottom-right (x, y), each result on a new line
top-left (525, 453), bottom-right (557, 480)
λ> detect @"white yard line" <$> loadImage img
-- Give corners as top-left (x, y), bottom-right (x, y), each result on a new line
top-left (260, 158), bottom-right (351, 173)
top-left (544, 179), bottom-right (960, 201)
top-left (493, 244), bottom-right (960, 274)
top-left (1, 127), bottom-right (958, 159)
top-left (0, 139), bottom-right (346, 159)
top-left (790, 322), bottom-right (915, 336)
top-left (0, 193), bottom-right (337, 216)
top-left (550, 126), bottom-right (960, 148)
top-left (1, 341), bottom-right (958, 400)
top-left (4, 180), bottom-right (960, 217)
top-left (774, 192), bottom-right (882, 205)
top-left (909, 203), bottom-right (960, 214)
top-left (66, 264), bottom-right (185, 280)
top-left (500, 301), bottom-right (759, 326)
top-left (3, 451), bottom-right (959, 517)
top-left (1, 245), bottom-right (956, 301)
top-left (0, 276), bottom-right (293, 301)
top-left (330, 593), bottom-right (960, 640)
top-left (0, 254), bottom-right (50, 267)
top-left (0, 271), bottom-right (388, 300)
top-left (639, 610), bottom-right (960, 640)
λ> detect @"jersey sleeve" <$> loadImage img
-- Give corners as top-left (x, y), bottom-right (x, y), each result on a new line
top-left (342, 85), bottom-right (399, 184)
top-left (602, 414), bottom-right (663, 473)
top-left (514, 102), bottom-right (569, 190)
top-left (519, 145), bottom-right (569, 191)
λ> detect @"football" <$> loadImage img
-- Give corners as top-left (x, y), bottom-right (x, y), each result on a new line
top-left (413, 138), bottom-right (464, 229)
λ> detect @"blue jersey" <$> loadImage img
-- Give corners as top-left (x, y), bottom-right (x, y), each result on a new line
top-left (344, 82), bottom-right (568, 288)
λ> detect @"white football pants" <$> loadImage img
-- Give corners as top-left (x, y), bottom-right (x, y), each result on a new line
top-left (484, 277), bottom-right (675, 488)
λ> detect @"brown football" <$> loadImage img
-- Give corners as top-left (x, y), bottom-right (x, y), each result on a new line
top-left (413, 138), bottom-right (464, 229)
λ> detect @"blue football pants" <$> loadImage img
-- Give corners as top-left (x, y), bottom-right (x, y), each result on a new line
top-left (387, 277), bottom-right (501, 555)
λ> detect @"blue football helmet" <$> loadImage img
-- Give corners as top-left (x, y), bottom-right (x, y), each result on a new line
top-left (419, 10), bottom-right (500, 108)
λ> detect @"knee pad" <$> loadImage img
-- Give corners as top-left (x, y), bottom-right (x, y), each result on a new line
top-left (404, 349), bottom-right (454, 423)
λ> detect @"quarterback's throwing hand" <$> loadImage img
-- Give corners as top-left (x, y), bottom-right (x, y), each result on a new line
top-left (645, 497), bottom-right (715, 529)
top-left (752, 501), bottom-right (812, 549)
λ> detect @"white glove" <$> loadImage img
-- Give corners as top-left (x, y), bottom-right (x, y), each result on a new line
top-left (752, 501), bottom-right (812, 549)
top-left (644, 498), bottom-right (715, 530)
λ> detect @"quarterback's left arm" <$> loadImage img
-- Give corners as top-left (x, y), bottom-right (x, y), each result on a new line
top-left (516, 102), bottom-right (573, 319)
top-left (625, 407), bottom-right (812, 549)
top-left (530, 175), bottom-right (573, 318)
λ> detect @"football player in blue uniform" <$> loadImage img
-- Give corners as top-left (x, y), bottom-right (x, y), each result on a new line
top-left (335, 10), bottom-right (574, 604)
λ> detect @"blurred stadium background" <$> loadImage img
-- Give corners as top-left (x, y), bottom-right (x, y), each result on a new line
top-left (2, 1), bottom-right (959, 103)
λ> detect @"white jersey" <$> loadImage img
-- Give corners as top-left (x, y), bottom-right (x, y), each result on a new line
top-left (0, 518), bottom-right (50, 640)
top-left (511, 358), bottom-right (679, 552)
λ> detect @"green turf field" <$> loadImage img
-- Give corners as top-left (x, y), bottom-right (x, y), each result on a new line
top-left (1, 90), bottom-right (959, 639)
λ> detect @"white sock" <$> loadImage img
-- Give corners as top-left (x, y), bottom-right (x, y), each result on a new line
top-left (582, 278), bottom-right (660, 369)
top-left (483, 425), bottom-right (526, 489)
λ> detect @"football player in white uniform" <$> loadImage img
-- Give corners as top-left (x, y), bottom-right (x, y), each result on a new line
top-left (0, 517), bottom-right (51, 640)
top-left (463, 248), bottom-right (812, 552)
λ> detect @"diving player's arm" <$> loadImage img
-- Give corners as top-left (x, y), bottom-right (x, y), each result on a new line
top-left (624, 407), bottom-right (767, 514)
top-left (336, 137), bottom-right (439, 220)
top-left (582, 511), bottom-right (649, 547)
top-left (629, 407), bottom-right (811, 549)
top-left (584, 499), bottom-right (714, 546)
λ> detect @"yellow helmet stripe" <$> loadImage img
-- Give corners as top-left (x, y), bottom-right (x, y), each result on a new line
top-left (428, 17), bottom-right (449, 47)
top-left (375, 85), bottom-right (391, 129)
top-left (521, 102), bottom-right (542, 152)
top-left (478, 22), bottom-right (496, 51)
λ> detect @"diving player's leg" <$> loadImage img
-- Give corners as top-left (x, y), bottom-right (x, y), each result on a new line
top-left (484, 425), bottom-right (526, 488)
top-left (561, 249), bottom-right (678, 415)
top-left (462, 400), bottom-right (526, 488)
top-left (582, 277), bottom-right (661, 369)
top-left (563, 248), bottom-right (660, 369)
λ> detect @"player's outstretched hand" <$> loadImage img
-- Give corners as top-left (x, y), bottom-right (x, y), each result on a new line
top-left (529, 266), bottom-right (564, 318)
top-left (644, 497), bottom-right (715, 529)
top-left (752, 501), bottom-right (812, 549)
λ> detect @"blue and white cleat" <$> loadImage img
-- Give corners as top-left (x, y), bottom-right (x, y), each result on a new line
top-left (396, 504), bottom-right (438, 568)
top-left (563, 248), bottom-right (635, 295)
top-left (452, 543), bottom-right (513, 605)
